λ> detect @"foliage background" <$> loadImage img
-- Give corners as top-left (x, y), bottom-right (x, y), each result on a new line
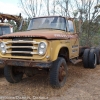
top-left (9, 0), bottom-right (100, 47)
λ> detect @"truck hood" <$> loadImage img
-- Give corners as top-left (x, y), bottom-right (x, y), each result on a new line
top-left (0, 30), bottom-right (77, 39)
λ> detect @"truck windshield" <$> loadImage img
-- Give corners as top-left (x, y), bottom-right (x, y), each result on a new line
top-left (27, 16), bottom-right (66, 31)
top-left (0, 26), bottom-right (11, 36)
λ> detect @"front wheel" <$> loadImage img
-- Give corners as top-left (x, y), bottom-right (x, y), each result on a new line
top-left (49, 57), bottom-right (67, 88)
top-left (4, 66), bottom-right (23, 83)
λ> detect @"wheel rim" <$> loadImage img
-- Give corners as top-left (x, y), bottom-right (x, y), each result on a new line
top-left (59, 64), bottom-right (66, 82)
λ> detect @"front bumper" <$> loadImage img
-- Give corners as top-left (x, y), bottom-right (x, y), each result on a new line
top-left (0, 58), bottom-right (52, 68)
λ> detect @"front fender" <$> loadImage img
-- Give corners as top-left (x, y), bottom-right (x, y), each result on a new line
top-left (50, 40), bottom-right (70, 61)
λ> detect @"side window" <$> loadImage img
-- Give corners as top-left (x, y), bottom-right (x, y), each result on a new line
top-left (2, 26), bottom-right (10, 35)
top-left (67, 20), bottom-right (74, 32)
top-left (59, 17), bottom-right (66, 30)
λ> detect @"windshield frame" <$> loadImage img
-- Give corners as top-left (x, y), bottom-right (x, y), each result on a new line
top-left (27, 16), bottom-right (67, 31)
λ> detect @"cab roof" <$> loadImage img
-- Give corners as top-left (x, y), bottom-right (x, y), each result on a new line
top-left (32, 16), bottom-right (74, 21)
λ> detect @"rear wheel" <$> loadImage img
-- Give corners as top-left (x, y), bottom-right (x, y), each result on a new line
top-left (89, 49), bottom-right (97, 69)
top-left (4, 66), bottom-right (23, 83)
top-left (49, 57), bottom-right (67, 88)
top-left (83, 49), bottom-right (90, 68)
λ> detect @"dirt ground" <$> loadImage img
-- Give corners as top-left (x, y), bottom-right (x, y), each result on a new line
top-left (0, 63), bottom-right (100, 100)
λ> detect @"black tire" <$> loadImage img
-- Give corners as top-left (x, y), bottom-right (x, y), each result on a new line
top-left (79, 47), bottom-right (88, 57)
top-left (4, 66), bottom-right (23, 83)
top-left (89, 49), bottom-right (97, 69)
top-left (49, 57), bottom-right (67, 88)
top-left (79, 48), bottom-right (85, 57)
top-left (95, 47), bottom-right (100, 65)
top-left (83, 49), bottom-right (90, 68)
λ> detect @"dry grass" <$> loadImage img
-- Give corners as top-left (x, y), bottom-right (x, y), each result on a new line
top-left (0, 63), bottom-right (100, 100)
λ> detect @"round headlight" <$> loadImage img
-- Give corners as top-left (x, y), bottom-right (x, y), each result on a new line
top-left (0, 42), bottom-right (6, 54)
top-left (1, 47), bottom-right (6, 54)
top-left (38, 42), bottom-right (47, 55)
top-left (40, 42), bottom-right (46, 49)
top-left (0, 42), bottom-right (5, 48)
top-left (38, 49), bottom-right (44, 55)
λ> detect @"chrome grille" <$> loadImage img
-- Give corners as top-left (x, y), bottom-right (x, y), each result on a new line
top-left (12, 42), bottom-right (33, 56)
top-left (5, 38), bottom-right (39, 57)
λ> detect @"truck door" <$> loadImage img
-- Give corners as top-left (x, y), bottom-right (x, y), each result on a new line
top-left (67, 20), bottom-right (79, 58)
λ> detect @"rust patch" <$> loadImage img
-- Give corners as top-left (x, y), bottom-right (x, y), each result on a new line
top-left (0, 58), bottom-right (52, 68)
top-left (0, 30), bottom-right (78, 40)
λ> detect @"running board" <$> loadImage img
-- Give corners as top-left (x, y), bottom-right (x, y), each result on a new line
top-left (70, 59), bottom-right (82, 64)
